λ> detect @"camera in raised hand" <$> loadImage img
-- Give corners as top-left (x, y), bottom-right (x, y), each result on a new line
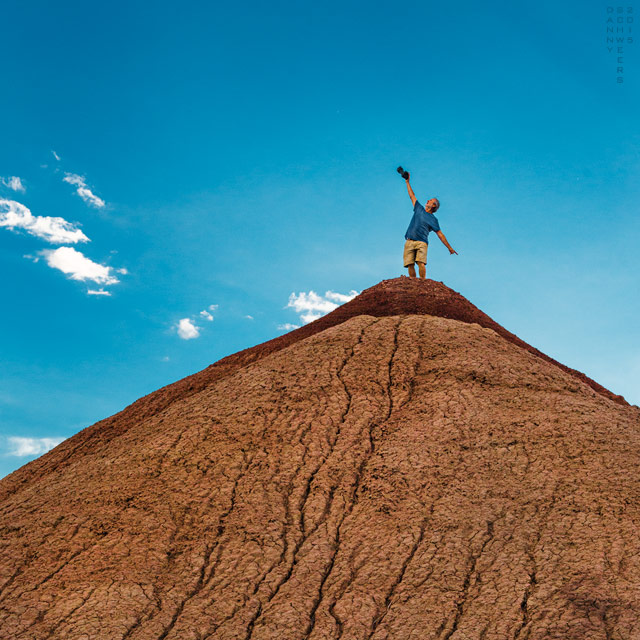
top-left (397, 166), bottom-right (410, 180)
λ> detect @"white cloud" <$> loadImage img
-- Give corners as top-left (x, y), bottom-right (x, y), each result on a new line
top-left (41, 247), bottom-right (120, 285)
top-left (1, 176), bottom-right (25, 192)
top-left (287, 289), bottom-right (359, 324)
top-left (63, 173), bottom-right (105, 208)
top-left (199, 305), bottom-right (217, 321)
top-left (176, 305), bottom-right (217, 339)
top-left (52, 150), bottom-right (61, 161)
top-left (87, 288), bottom-right (111, 296)
top-left (176, 318), bottom-right (200, 340)
top-left (324, 291), bottom-right (359, 304)
top-left (278, 323), bottom-right (300, 331)
top-left (1, 198), bottom-right (89, 244)
top-left (244, 315), bottom-right (254, 320)
top-left (5, 436), bottom-right (65, 457)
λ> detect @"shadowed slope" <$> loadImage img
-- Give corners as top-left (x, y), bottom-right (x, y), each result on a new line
top-left (1, 314), bottom-right (639, 639)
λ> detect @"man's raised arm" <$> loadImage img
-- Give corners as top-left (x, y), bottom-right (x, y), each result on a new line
top-left (405, 174), bottom-right (417, 206)
top-left (436, 230), bottom-right (458, 255)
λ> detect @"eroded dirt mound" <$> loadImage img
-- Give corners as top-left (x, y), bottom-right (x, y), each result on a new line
top-left (0, 278), bottom-right (625, 505)
top-left (1, 314), bottom-right (639, 639)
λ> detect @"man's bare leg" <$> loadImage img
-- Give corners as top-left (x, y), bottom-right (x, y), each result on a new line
top-left (407, 264), bottom-right (416, 278)
top-left (417, 261), bottom-right (426, 279)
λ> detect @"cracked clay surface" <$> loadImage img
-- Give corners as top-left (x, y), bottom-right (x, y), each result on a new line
top-left (1, 280), bottom-right (639, 639)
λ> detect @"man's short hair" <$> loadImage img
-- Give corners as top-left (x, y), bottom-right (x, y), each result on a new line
top-left (432, 198), bottom-right (440, 211)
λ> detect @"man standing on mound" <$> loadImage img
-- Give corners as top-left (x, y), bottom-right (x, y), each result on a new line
top-left (401, 169), bottom-right (457, 279)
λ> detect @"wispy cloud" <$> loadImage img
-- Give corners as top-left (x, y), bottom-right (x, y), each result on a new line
top-left (287, 289), bottom-right (359, 324)
top-left (199, 304), bottom-right (218, 322)
top-left (176, 318), bottom-right (200, 340)
top-left (245, 315), bottom-right (254, 320)
top-left (1, 176), bottom-right (25, 192)
top-left (63, 173), bottom-right (105, 209)
top-left (52, 150), bottom-right (61, 161)
top-left (40, 247), bottom-right (121, 286)
top-left (324, 291), bottom-right (359, 304)
top-left (87, 288), bottom-right (111, 296)
top-left (277, 323), bottom-right (300, 331)
top-left (5, 436), bottom-right (65, 457)
top-left (1, 198), bottom-right (89, 244)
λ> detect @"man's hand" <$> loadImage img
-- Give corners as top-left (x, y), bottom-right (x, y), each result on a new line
top-left (404, 171), bottom-right (410, 181)
top-left (448, 247), bottom-right (458, 255)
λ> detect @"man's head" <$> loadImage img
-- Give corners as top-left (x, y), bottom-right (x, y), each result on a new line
top-left (425, 198), bottom-right (440, 213)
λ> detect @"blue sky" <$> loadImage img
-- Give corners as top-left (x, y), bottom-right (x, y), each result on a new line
top-left (1, 0), bottom-right (638, 478)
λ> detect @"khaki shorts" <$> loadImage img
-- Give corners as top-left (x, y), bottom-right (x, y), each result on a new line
top-left (403, 239), bottom-right (428, 267)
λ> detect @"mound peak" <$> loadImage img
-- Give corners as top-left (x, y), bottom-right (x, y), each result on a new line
top-left (213, 277), bottom-right (624, 406)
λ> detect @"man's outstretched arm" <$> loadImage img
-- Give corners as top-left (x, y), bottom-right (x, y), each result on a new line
top-left (436, 230), bottom-right (458, 255)
top-left (405, 174), bottom-right (417, 206)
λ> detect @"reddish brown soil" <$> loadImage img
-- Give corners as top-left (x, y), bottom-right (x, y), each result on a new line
top-left (1, 279), bottom-right (638, 639)
top-left (0, 278), bottom-right (625, 503)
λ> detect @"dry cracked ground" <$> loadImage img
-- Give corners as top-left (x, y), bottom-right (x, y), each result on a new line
top-left (1, 280), bottom-right (640, 639)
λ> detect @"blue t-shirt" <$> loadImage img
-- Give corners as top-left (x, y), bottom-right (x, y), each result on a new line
top-left (405, 200), bottom-right (440, 244)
